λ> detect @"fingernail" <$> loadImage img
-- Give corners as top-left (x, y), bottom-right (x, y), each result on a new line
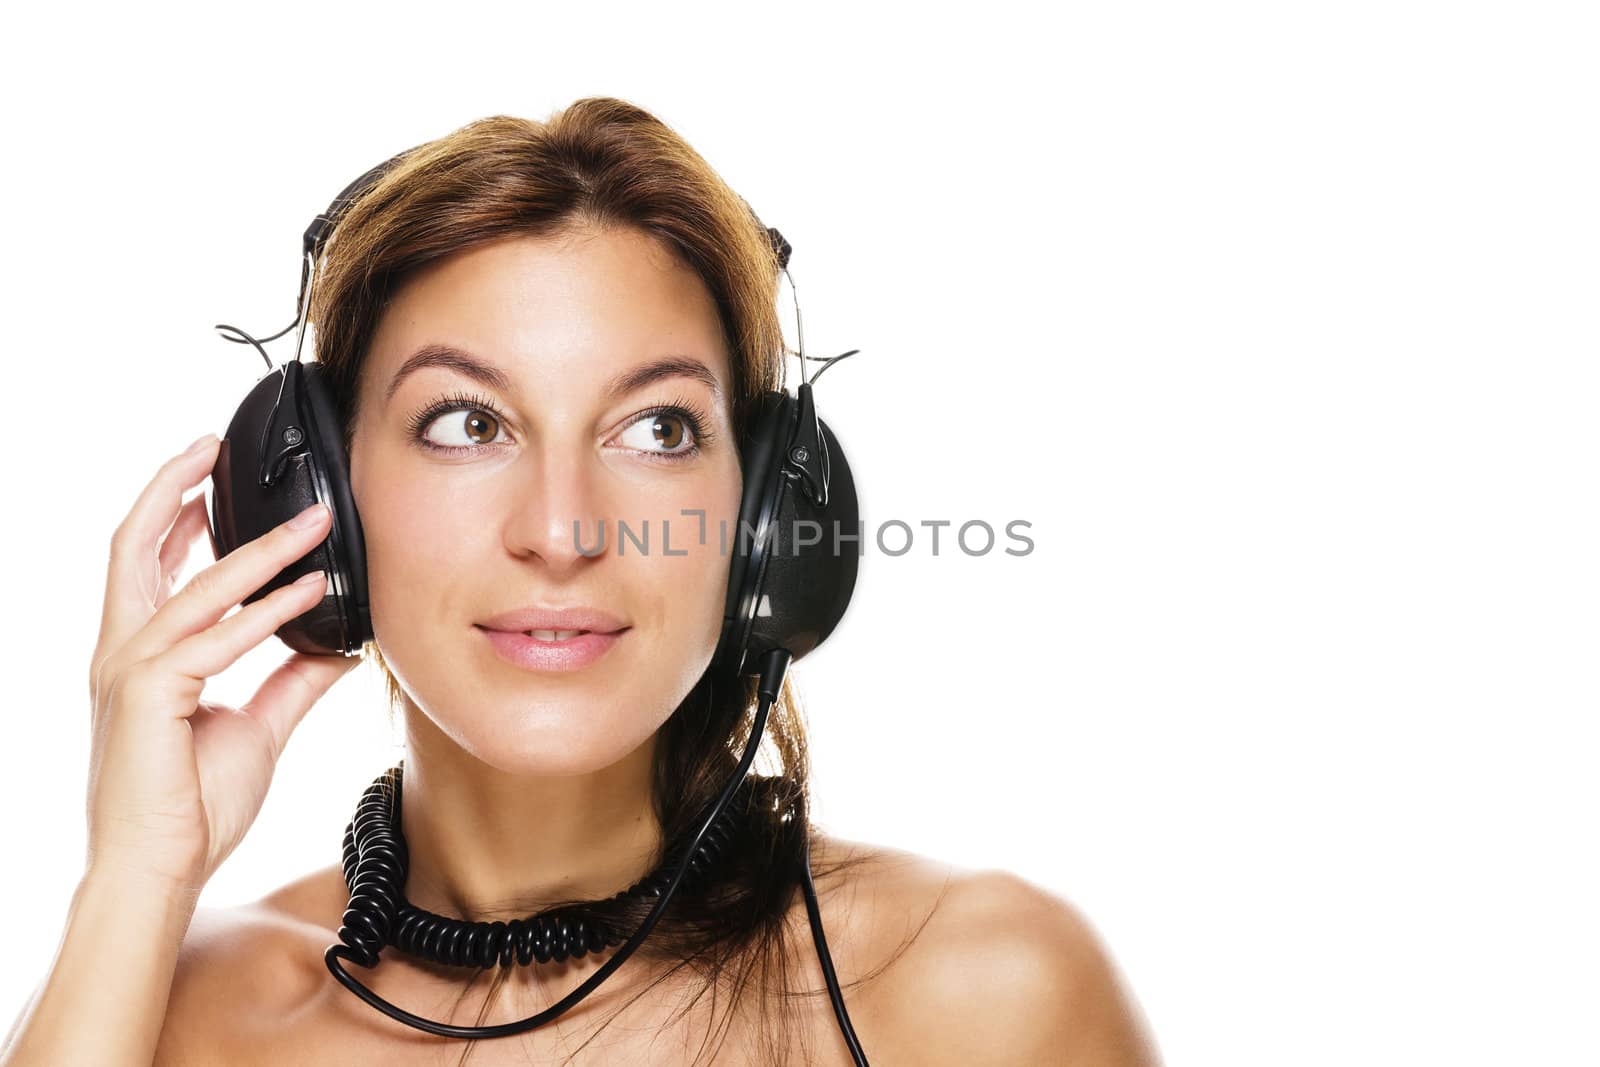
top-left (294, 570), bottom-right (328, 590)
top-left (183, 433), bottom-right (217, 456)
top-left (288, 502), bottom-right (329, 530)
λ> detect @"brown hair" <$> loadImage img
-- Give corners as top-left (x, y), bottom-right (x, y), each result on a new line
top-left (306, 98), bottom-right (931, 1064)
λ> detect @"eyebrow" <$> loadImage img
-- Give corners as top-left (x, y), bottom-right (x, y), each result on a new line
top-left (383, 343), bottom-right (723, 407)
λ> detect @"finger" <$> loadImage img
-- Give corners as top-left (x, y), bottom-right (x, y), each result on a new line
top-left (91, 492), bottom-right (212, 710)
top-left (132, 571), bottom-right (332, 721)
top-left (120, 500), bottom-right (332, 668)
top-left (241, 650), bottom-right (362, 760)
top-left (100, 435), bottom-right (220, 653)
top-left (153, 495), bottom-right (214, 610)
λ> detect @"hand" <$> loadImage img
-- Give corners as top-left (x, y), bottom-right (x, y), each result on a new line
top-left (84, 432), bottom-right (361, 894)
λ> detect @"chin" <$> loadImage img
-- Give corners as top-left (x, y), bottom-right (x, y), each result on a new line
top-left (384, 625), bottom-right (721, 777)
top-left (435, 697), bottom-right (663, 778)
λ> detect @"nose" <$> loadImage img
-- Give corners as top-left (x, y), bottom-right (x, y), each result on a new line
top-left (500, 445), bottom-right (611, 575)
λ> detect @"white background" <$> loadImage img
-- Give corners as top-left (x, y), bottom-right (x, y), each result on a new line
top-left (2, 2), bottom-right (1596, 1064)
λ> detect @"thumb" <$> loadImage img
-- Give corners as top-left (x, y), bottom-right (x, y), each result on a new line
top-left (244, 651), bottom-right (362, 760)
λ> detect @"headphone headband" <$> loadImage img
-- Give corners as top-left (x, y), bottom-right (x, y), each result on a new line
top-left (299, 145), bottom-right (792, 270)
top-left (301, 147), bottom-right (416, 258)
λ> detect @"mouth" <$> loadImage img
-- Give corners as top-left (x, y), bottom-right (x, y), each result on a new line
top-left (474, 625), bottom-right (629, 640)
top-left (523, 628), bottom-right (597, 642)
top-left (474, 624), bottom-right (630, 672)
top-left (475, 605), bottom-right (630, 635)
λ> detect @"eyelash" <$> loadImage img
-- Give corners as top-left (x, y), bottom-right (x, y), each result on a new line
top-left (405, 389), bottom-right (716, 461)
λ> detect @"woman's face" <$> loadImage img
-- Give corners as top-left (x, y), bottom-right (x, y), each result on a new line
top-left (348, 225), bottom-right (743, 776)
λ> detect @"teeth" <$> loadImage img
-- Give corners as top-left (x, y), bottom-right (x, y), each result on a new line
top-left (527, 629), bottom-right (585, 641)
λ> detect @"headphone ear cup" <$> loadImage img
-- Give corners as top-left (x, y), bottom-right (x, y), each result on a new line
top-left (299, 362), bottom-right (372, 652)
top-left (717, 391), bottom-right (860, 677)
top-left (208, 361), bottom-right (369, 656)
top-left (718, 392), bottom-right (789, 676)
top-left (744, 411), bottom-right (859, 665)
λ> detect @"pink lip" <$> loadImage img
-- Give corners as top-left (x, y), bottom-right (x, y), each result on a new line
top-left (476, 625), bottom-right (627, 672)
top-left (478, 605), bottom-right (629, 634)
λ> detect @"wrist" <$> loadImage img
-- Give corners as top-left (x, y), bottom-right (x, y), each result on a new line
top-left (81, 859), bottom-right (204, 914)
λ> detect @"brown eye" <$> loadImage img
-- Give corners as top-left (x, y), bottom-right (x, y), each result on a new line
top-left (652, 414), bottom-right (685, 450)
top-left (461, 411), bottom-right (499, 444)
top-left (423, 408), bottom-right (504, 449)
top-left (615, 409), bottom-right (698, 457)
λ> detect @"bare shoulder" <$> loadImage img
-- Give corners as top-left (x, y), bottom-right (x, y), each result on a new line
top-left (154, 864), bottom-right (347, 1066)
top-left (806, 834), bottom-right (1162, 1066)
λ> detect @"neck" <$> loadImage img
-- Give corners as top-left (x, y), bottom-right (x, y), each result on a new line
top-left (397, 705), bottom-right (664, 922)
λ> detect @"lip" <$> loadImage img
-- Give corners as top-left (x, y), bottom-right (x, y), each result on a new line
top-left (477, 626), bottom-right (627, 672)
top-left (477, 605), bottom-right (630, 634)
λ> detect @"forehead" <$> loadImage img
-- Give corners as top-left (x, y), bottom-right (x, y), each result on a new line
top-left (363, 226), bottom-right (731, 405)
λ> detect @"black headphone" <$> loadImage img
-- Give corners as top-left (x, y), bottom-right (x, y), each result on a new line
top-left (204, 145), bottom-right (871, 1063)
top-left (207, 148), bottom-right (859, 681)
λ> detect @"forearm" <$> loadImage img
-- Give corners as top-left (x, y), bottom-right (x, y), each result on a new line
top-left (0, 867), bottom-right (199, 1067)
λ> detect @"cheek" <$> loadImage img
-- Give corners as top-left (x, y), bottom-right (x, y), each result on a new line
top-left (350, 448), bottom-right (480, 625)
top-left (633, 461), bottom-right (744, 656)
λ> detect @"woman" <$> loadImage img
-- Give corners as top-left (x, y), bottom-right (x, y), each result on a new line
top-left (1, 98), bottom-right (1159, 1065)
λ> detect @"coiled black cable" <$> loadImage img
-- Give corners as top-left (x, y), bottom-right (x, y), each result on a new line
top-left (320, 647), bottom-right (873, 1056)
top-left (331, 760), bottom-right (751, 971)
